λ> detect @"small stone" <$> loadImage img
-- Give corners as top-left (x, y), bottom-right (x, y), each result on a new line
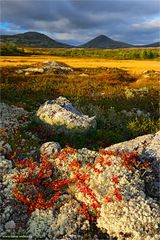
top-left (40, 142), bottom-right (61, 157)
top-left (79, 73), bottom-right (89, 77)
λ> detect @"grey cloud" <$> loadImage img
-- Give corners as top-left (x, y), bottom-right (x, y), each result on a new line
top-left (1, 0), bottom-right (160, 45)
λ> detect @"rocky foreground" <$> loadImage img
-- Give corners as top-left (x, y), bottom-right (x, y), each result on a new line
top-left (0, 101), bottom-right (159, 240)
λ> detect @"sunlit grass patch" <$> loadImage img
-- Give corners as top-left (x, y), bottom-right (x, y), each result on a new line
top-left (0, 55), bottom-right (160, 74)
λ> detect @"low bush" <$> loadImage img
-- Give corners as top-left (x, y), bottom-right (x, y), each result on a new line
top-left (0, 42), bottom-right (25, 56)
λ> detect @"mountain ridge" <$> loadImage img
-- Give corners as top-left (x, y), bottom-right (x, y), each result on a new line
top-left (0, 31), bottom-right (159, 49)
top-left (0, 31), bottom-right (73, 48)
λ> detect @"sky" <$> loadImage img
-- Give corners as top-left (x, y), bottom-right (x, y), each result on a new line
top-left (0, 0), bottom-right (160, 45)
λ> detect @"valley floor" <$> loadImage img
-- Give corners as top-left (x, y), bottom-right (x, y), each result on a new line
top-left (0, 55), bottom-right (160, 74)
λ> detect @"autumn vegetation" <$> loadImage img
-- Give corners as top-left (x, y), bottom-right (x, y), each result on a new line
top-left (1, 45), bottom-right (159, 239)
top-left (10, 145), bottom-right (151, 220)
top-left (0, 44), bottom-right (159, 147)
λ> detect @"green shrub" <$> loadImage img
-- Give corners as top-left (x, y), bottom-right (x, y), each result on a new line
top-left (127, 117), bottom-right (159, 137)
top-left (0, 42), bottom-right (25, 56)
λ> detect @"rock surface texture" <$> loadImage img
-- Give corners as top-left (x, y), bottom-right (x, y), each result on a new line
top-left (0, 103), bottom-right (28, 131)
top-left (39, 131), bottom-right (160, 240)
top-left (36, 97), bottom-right (97, 135)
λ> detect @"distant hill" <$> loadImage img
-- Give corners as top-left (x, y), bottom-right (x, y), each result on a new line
top-left (141, 42), bottom-right (160, 48)
top-left (1, 32), bottom-right (159, 49)
top-left (79, 35), bottom-right (133, 48)
top-left (0, 32), bottom-right (72, 48)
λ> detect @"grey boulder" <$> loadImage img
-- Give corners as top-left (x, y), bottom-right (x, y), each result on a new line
top-left (36, 97), bottom-right (97, 135)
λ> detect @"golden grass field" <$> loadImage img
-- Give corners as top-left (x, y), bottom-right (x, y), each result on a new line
top-left (0, 55), bottom-right (159, 74)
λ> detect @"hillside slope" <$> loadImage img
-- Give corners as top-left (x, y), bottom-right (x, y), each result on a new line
top-left (0, 32), bottom-right (72, 48)
top-left (79, 35), bottom-right (133, 48)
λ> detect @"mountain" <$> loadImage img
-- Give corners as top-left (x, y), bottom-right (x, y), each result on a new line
top-left (0, 32), bottom-right (72, 48)
top-left (1, 32), bottom-right (159, 49)
top-left (141, 42), bottom-right (160, 48)
top-left (79, 35), bottom-right (133, 48)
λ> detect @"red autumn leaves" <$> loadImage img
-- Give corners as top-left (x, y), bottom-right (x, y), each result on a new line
top-left (11, 146), bottom-right (150, 220)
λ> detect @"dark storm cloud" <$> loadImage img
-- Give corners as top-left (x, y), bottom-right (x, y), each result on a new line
top-left (1, 0), bottom-right (160, 45)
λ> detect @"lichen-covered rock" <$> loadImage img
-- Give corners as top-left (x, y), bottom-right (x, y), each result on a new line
top-left (27, 208), bottom-right (54, 239)
top-left (0, 142), bottom-right (12, 158)
top-left (0, 103), bottom-right (28, 131)
top-left (105, 131), bottom-right (160, 199)
top-left (97, 197), bottom-right (159, 240)
top-left (40, 142), bottom-right (61, 157)
top-left (44, 131), bottom-right (160, 240)
top-left (0, 159), bottom-right (13, 176)
top-left (36, 97), bottom-right (97, 135)
top-left (16, 60), bottom-right (73, 75)
top-left (5, 220), bottom-right (16, 230)
top-left (71, 152), bottom-right (159, 240)
top-left (49, 199), bottom-right (87, 239)
top-left (0, 129), bottom-right (12, 158)
top-left (42, 60), bottom-right (73, 72)
top-left (1, 118), bottom-right (159, 240)
top-left (145, 131), bottom-right (160, 160)
top-left (105, 133), bottom-right (153, 154)
top-left (27, 199), bottom-right (88, 240)
top-left (24, 67), bottom-right (44, 75)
